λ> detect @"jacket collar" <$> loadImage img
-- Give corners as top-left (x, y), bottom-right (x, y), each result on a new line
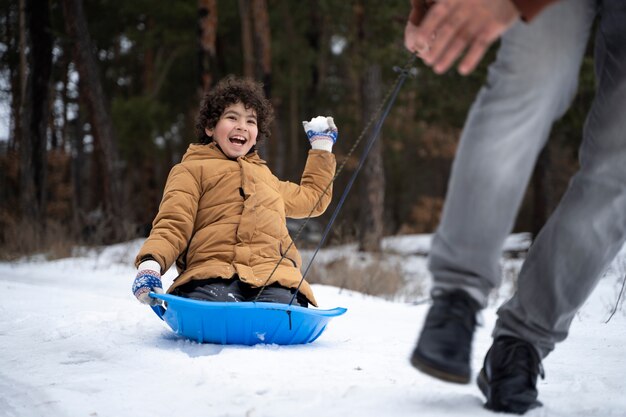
top-left (181, 142), bottom-right (266, 165)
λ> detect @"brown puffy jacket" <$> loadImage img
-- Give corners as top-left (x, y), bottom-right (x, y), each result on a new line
top-left (135, 142), bottom-right (336, 306)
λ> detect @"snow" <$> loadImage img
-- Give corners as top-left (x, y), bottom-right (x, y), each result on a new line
top-left (303, 116), bottom-right (330, 132)
top-left (1, 235), bottom-right (626, 417)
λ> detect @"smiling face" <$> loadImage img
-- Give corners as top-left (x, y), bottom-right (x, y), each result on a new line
top-left (205, 102), bottom-right (259, 159)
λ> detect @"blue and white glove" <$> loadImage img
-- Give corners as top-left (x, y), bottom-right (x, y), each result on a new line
top-left (302, 116), bottom-right (338, 152)
top-left (132, 259), bottom-right (164, 306)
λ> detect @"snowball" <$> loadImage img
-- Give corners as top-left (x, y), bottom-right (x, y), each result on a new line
top-left (304, 116), bottom-right (330, 131)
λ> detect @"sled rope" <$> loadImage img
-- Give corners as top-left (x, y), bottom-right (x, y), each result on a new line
top-left (254, 54), bottom-right (418, 305)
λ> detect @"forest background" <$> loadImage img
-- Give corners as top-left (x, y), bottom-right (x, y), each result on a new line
top-left (0, 0), bottom-right (595, 260)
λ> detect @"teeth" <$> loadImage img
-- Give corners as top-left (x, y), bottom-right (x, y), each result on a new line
top-left (230, 136), bottom-right (246, 144)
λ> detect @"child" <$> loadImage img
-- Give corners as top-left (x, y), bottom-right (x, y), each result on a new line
top-left (132, 76), bottom-right (337, 308)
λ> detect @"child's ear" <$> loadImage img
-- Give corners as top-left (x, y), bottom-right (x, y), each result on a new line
top-left (204, 127), bottom-right (213, 138)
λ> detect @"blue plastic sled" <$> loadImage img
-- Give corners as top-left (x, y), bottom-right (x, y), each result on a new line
top-left (149, 292), bottom-right (346, 346)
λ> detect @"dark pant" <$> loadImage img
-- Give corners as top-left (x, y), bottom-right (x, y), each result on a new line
top-left (173, 277), bottom-right (308, 308)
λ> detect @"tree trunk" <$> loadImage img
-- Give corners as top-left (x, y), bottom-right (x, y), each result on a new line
top-left (274, 2), bottom-right (298, 179)
top-left (287, 63), bottom-right (298, 178)
top-left (69, 117), bottom-right (84, 233)
top-left (358, 64), bottom-right (385, 252)
top-left (18, 0), bottom-right (53, 229)
top-left (306, 0), bottom-right (322, 104)
top-left (198, 0), bottom-right (218, 94)
top-left (354, 2), bottom-right (384, 252)
top-left (6, 2), bottom-right (21, 152)
top-left (142, 18), bottom-right (155, 94)
top-left (251, 0), bottom-right (271, 96)
top-left (18, 0), bottom-right (27, 107)
top-left (60, 52), bottom-right (70, 150)
top-left (61, 0), bottom-right (123, 241)
top-left (238, 0), bottom-right (254, 78)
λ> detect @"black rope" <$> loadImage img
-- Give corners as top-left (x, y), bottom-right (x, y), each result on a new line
top-left (287, 57), bottom-right (417, 306)
top-left (253, 55), bottom-right (417, 304)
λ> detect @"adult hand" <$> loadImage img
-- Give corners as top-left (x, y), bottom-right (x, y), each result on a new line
top-left (405, 0), bottom-right (520, 75)
top-left (132, 260), bottom-right (164, 306)
top-left (302, 116), bottom-right (338, 153)
top-left (405, 0), bottom-right (436, 53)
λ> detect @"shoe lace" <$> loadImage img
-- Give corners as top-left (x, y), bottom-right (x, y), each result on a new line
top-left (498, 338), bottom-right (545, 380)
top-left (428, 293), bottom-right (478, 334)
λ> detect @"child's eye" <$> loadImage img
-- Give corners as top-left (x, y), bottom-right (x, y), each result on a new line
top-left (247, 119), bottom-right (257, 125)
top-left (226, 115), bottom-right (236, 120)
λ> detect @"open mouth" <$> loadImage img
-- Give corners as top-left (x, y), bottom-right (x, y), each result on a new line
top-left (229, 136), bottom-right (247, 146)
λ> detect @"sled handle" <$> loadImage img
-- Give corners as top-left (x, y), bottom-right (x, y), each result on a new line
top-left (149, 292), bottom-right (166, 320)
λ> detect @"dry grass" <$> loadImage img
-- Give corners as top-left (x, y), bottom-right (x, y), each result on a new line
top-left (0, 207), bottom-right (142, 262)
top-left (43, 222), bottom-right (76, 260)
top-left (305, 252), bottom-right (412, 300)
top-left (0, 219), bottom-right (78, 261)
top-left (1, 217), bottom-right (42, 260)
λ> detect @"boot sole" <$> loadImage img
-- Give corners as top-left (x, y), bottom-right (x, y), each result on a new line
top-left (410, 352), bottom-right (470, 384)
top-left (477, 369), bottom-right (543, 414)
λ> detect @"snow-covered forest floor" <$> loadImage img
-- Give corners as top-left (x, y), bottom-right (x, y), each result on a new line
top-left (1, 234), bottom-right (625, 417)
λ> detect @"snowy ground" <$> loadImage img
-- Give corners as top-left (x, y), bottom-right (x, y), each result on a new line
top-left (1, 235), bottom-right (625, 417)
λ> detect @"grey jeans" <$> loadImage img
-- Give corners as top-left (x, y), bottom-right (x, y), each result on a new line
top-left (428, 0), bottom-right (626, 357)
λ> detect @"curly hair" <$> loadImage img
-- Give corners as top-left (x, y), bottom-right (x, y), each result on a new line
top-left (195, 76), bottom-right (274, 144)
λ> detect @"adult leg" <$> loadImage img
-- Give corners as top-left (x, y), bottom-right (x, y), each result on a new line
top-left (481, 1), bottom-right (626, 413)
top-left (495, 0), bottom-right (626, 359)
top-left (429, 0), bottom-right (595, 305)
top-left (412, 0), bottom-right (596, 384)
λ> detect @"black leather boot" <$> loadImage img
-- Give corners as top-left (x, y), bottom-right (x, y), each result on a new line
top-left (477, 336), bottom-right (545, 414)
top-left (410, 290), bottom-right (480, 383)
